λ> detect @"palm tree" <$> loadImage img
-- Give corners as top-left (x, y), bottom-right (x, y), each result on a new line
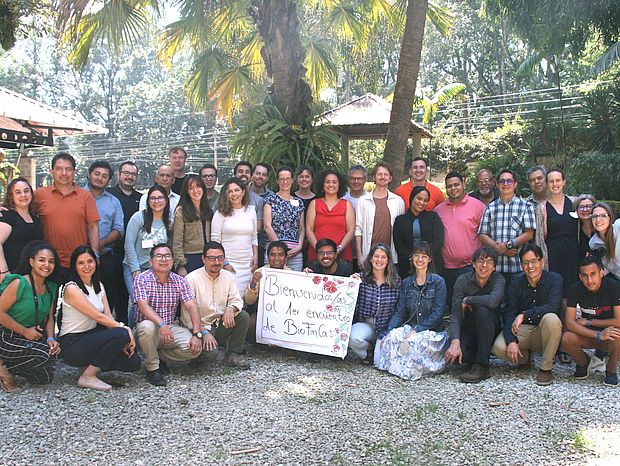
top-left (384, 0), bottom-right (429, 188)
top-left (58, 0), bottom-right (452, 127)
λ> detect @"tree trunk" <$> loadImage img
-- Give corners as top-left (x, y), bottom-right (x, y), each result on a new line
top-left (384, 0), bottom-right (428, 189)
top-left (250, 0), bottom-right (312, 126)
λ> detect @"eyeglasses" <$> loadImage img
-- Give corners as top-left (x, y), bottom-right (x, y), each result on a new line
top-left (153, 253), bottom-right (172, 261)
top-left (201, 174), bottom-right (216, 179)
top-left (475, 258), bottom-right (494, 266)
top-left (412, 253), bottom-right (430, 260)
top-left (498, 179), bottom-right (514, 185)
top-left (149, 196), bottom-right (166, 202)
top-left (317, 250), bottom-right (335, 257)
top-left (477, 178), bottom-right (493, 184)
top-left (591, 214), bottom-right (610, 220)
top-left (158, 174), bottom-right (173, 178)
top-left (120, 171), bottom-right (137, 177)
top-left (204, 255), bottom-right (225, 261)
top-left (521, 259), bottom-right (541, 267)
top-left (350, 177), bottom-right (366, 182)
top-left (577, 205), bottom-right (593, 211)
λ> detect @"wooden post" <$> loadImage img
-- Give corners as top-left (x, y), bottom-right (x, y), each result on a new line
top-left (341, 134), bottom-right (350, 169)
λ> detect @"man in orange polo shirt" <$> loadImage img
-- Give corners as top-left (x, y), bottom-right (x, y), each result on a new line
top-left (395, 157), bottom-right (445, 211)
top-left (34, 153), bottom-right (100, 271)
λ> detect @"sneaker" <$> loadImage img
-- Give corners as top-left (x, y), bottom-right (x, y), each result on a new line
top-left (223, 353), bottom-right (251, 370)
top-left (589, 355), bottom-right (606, 374)
top-left (146, 369), bottom-right (167, 387)
top-left (604, 371), bottom-right (618, 386)
top-left (536, 369), bottom-right (553, 386)
top-left (574, 354), bottom-right (592, 380)
top-left (460, 364), bottom-right (490, 383)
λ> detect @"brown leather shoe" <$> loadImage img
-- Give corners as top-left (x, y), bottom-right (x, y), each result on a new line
top-left (536, 369), bottom-right (553, 386)
top-left (223, 353), bottom-right (251, 370)
top-left (460, 363), bottom-right (490, 383)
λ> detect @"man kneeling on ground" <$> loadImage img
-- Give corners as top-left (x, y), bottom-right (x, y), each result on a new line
top-left (185, 241), bottom-right (250, 369)
top-left (134, 244), bottom-right (203, 386)
top-left (245, 240), bottom-right (291, 342)
top-left (492, 244), bottom-right (563, 386)
top-left (562, 255), bottom-right (620, 386)
top-left (445, 246), bottom-right (505, 383)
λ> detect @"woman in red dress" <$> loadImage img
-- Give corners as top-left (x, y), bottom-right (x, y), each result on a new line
top-left (305, 170), bottom-right (355, 263)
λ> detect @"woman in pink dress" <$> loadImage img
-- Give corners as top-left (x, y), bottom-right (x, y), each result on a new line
top-left (305, 170), bottom-right (355, 263)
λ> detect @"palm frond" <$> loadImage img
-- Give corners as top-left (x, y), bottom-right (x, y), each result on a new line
top-left (303, 37), bottom-right (338, 96)
top-left (207, 64), bottom-right (254, 124)
top-left (327, 4), bottom-right (367, 43)
top-left (427, 0), bottom-right (455, 37)
top-left (516, 50), bottom-right (547, 78)
top-left (237, 31), bottom-right (264, 78)
top-left (432, 83), bottom-right (466, 105)
top-left (185, 47), bottom-right (233, 109)
top-left (593, 42), bottom-right (620, 75)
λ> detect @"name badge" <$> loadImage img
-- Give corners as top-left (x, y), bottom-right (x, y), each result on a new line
top-left (142, 239), bottom-right (154, 249)
top-left (290, 199), bottom-right (300, 207)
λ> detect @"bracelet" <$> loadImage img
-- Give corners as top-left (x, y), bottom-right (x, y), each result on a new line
top-left (46, 337), bottom-right (56, 342)
top-left (201, 329), bottom-right (210, 335)
top-left (224, 261), bottom-right (230, 266)
top-left (158, 321), bottom-right (169, 328)
top-left (595, 331), bottom-right (602, 342)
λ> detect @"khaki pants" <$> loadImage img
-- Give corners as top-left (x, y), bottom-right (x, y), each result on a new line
top-left (135, 320), bottom-right (201, 371)
top-left (492, 313), bottom-right (562, 371)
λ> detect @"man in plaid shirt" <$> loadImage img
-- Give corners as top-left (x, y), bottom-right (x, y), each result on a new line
top-left (478, 169), bottom-right (536, 291)
top-left (134, 243), bottom-right (203, 386)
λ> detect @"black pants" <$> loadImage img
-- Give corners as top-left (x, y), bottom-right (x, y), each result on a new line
top-left (0, 328), bottom-right (56, 384)
top-left (59, 326), bottom-right (140, 372)
top-left (100, 251), bottom-right (128, 324)
top-left (459, 305), bottom-right (500, 367)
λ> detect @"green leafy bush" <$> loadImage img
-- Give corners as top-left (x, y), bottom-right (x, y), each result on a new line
top-left (231, 104), bottom-right (344, 174)
top-left (566, 150), bottom-right (620, 201)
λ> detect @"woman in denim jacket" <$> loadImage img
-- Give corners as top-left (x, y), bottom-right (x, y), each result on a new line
top-left (375, 241), bottom-right (449, 380)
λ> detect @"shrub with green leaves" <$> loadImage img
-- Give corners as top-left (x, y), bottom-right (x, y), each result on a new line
top-left (566, 150), bottom-right (620, 201)
top-left (231, 104), bottom-right (344, 175)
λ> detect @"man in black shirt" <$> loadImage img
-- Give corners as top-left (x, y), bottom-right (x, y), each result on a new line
top-left (107, 161), bottom-right (141, 324)
top-left (563, 255), bottom-right (620, 386)
top-left (492, 244), bottom-right (563, 386)
top-left (305, 238), bottom-right (352, 277)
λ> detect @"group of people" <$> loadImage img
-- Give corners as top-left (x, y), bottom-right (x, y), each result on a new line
top-left (0, 150), bottom-right (618, 393)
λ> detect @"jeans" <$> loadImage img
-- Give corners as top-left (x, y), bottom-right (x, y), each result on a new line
top-left (123, 263), bottom-right (149, 328)
top-left (442, 266), bottom-right (473, 316)
top-left (100, 251), bottom-right (127, 323)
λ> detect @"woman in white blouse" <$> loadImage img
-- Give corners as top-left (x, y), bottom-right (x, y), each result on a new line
top-left (211, 178), bottom-right (258, 298)
top-left (58, 246), bottom-right (140, 391)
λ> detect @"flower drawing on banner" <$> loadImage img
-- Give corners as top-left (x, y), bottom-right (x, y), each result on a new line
top-left (325, 304), bottom-right (334, 312)
top-left (312, 276), bottom-right (322, 285)
top-left (323, 276), bottom-right (329, 282)
top-left (348, 280), bottom-right (357, 288)
top-left (339, 332), bottom-right (348, 342)
top-left (323, 281), bottom-right (337, 293)
top-left (332, 344), bottom-right (341, 353)
top-left (336, 279), bottom-right (344, 285)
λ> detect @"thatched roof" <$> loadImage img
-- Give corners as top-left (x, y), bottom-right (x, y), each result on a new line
top-left (0, 86), bottom-right (107, 149)
top-left (317, 93), bottom-right (433, 139)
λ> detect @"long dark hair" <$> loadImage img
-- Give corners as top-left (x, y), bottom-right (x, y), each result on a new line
top-left (218, 177), bottom-right (250, 217)
top-left (3, 177), bottom-right (36, 216)
top-left (178, 174), bottom-right (212, 223)
top-left (68, 245), bottom-right (102, 295)
top-left (314, 169), bottom-right (347, 198)
top-left (15, 240), bottom-right (61, 285)
top-left (143, 185), bottom-right (171, 235)
top-left (408, 186), bottom-right (430, 213)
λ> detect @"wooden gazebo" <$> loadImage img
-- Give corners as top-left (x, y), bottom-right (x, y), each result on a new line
top-left (0, 85), bottom-right (107, 184)
top-left (317, 93), bottom-right (433, 166)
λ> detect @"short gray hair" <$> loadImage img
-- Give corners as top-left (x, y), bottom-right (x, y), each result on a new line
top-left (526, 165), bottom-right (547, 179)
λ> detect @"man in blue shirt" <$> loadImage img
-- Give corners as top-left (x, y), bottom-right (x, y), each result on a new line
top-left (86, 161), bottom-right (125, 321)
top-left (492, 244), bottom-right (563, 386)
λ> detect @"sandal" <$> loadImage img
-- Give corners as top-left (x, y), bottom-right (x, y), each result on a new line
top-left (0, 360), bottom-right (19, 393)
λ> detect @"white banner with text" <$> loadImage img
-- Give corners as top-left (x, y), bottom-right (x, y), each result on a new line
top-left (256, 269), bottom-right (360, 358)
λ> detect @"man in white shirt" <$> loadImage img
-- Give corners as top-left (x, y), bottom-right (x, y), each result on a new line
top-left (185, 241), bottom-right (250, 369)
top-left (354, 162), bottom-right (405, 270)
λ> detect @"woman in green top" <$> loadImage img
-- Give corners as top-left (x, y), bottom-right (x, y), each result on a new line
top-left (0, 241), bottom-right (60, 392)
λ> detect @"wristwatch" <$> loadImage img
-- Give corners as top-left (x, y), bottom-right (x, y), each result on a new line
top-left (505, 240), bottom-right (514, 249)
top-left (193, 332), bottom-right (203, 339)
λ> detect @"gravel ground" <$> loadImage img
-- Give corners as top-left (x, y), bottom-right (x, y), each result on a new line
top-left (1, 348), bottom-right (619, 465)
